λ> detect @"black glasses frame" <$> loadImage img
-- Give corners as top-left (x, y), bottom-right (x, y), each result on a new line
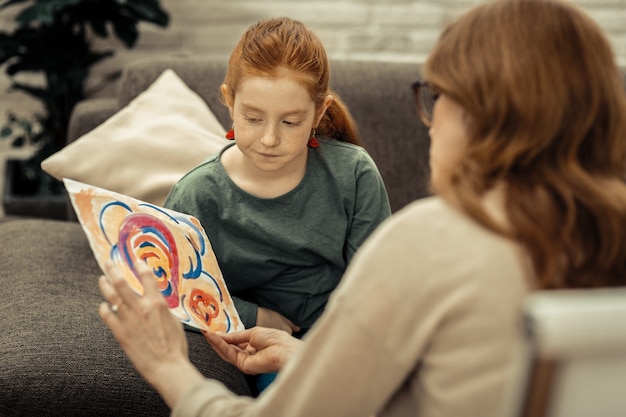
top-left (411, 80), bottom-right (440, 126)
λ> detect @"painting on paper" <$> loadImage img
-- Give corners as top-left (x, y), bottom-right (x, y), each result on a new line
top-left (64, 178), bottom-right (243, 333)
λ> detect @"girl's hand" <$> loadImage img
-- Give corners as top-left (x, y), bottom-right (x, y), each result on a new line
top-left (203, 327), bottom-right (304, 375)
top-left (98, 260), bottom-right (204, 407)
top-left (256, 306), bottom-right (301, 334)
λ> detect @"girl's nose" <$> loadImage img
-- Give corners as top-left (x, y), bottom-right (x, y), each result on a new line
top-left (259, 125), bottom-right (280, 147)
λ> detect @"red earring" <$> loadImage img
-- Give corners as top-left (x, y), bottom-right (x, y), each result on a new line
top-left (308, 129), bottom-right (319, 148)
top-left (225, 128), bottom-right (235, 140)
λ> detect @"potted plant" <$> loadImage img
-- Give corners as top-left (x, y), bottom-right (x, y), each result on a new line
top-left (0, 111), bottom-right (66, 218)
top-left (0, 0), bottom-right (169, 219)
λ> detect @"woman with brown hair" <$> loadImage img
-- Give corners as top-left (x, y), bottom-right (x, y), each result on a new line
top-left (420, 0), bottom-right (626, 290)
top-left (98, 1), bottom-right (626, 415)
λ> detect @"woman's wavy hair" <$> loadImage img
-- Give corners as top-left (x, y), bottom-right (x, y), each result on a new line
top-left (423, 0), bottom-right (626, 289)
top-left (220, 17), bottom-right (361, 146)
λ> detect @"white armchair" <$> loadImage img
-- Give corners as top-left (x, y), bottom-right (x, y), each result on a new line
top-left (506, 287), bottom-right (626, 417)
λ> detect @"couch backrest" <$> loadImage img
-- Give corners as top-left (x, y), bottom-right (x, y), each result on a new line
top-left (117, 57), bottom-right (431, 212)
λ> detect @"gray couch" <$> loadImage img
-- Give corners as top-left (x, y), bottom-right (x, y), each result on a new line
top-left (0, 57), bottom-right (429, 416)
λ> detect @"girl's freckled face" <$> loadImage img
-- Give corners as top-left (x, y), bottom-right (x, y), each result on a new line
top-left (230, 75), bottom-right (317, 174)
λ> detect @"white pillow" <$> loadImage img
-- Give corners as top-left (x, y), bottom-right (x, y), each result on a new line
top-left (42, 69), bottom-right (229, 206)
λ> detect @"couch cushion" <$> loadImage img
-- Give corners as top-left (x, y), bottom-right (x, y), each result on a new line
top-left (41, 69), bottom-right (229, 207)
top-left (0, 219), bottom-right (252, 417)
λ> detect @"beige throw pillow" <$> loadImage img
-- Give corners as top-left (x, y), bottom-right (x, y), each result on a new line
top-left (42, 69), bottom-right (229, 206)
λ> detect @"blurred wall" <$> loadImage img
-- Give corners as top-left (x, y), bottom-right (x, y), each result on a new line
top-left (1, 0), bottom-right (625, 121)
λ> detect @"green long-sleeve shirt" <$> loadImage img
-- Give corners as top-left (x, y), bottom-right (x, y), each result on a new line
top-left (164, 139), bottom-right (390, 329)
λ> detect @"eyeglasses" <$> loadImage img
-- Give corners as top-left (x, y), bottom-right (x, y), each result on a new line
top-left (411, 80), bottom-right (440, 126)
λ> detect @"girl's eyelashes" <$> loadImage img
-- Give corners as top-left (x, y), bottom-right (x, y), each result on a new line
top-left (242, 116), bottom-right (303, 127)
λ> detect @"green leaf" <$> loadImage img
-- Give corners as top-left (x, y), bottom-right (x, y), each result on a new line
top-left (109, 13), bottom-right (139, 47)
top-left (17, 117), bottom-right (33, 132)
top-left (10, 82), bottom-right (47, 102)
top-left (12, 135), bottom-right (25, 147)
top-left (0, 125), bottom-right (12, 138)
top-left (15, 0), bottom-right (84, 26)
top-left (88, 15), bottom-right (109, 38)
top-left (126, 0), bottom-right (169, 27)
top-left (0, 0), bottom-right (29, 13)
top-left (0, 35), bottom-right (20, 64)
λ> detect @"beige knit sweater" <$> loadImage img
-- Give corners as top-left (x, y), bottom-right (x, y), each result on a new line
top-left (173, 195), bottom-right (532, 417)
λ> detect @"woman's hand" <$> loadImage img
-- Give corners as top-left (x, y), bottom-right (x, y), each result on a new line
top-left (203, 327), bottom-right (304, 375)
top-left (256, 306), bottom-right (301, 334)
top-left (98, 260), bottom-right (204, 407)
